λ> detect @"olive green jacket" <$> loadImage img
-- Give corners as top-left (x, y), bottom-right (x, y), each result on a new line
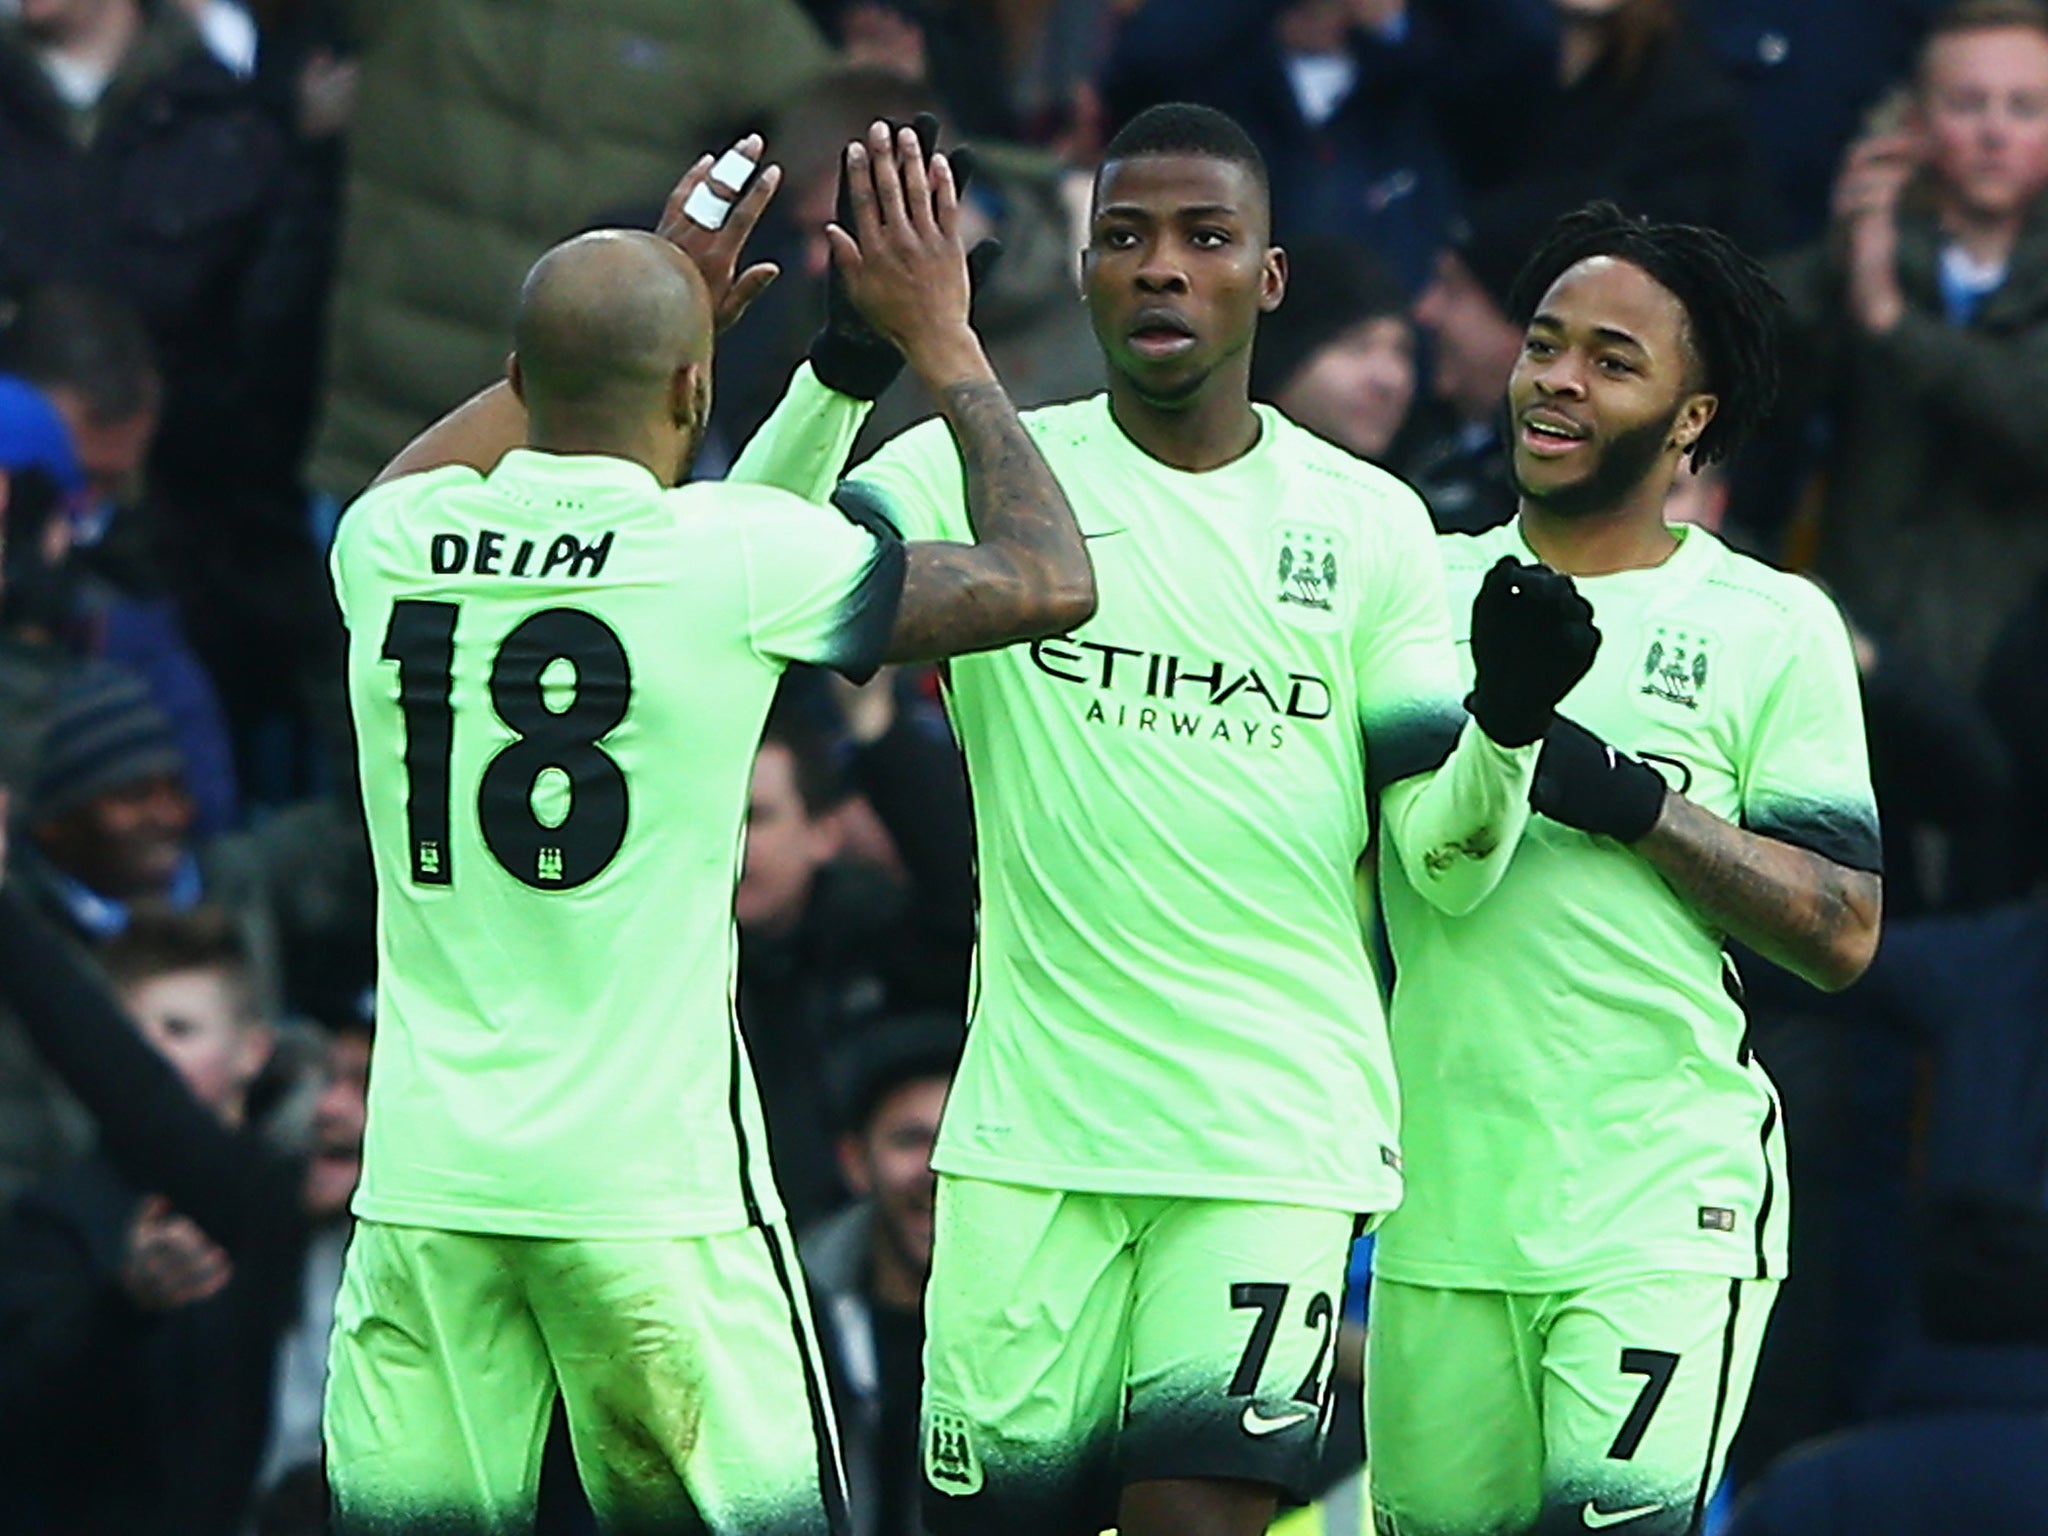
top-left (308, 0), bottom-right (828, 496)
top-left (1772, 194), bottom-right (2048, 689)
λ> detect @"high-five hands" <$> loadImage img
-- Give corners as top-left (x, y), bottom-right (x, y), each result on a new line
top-left (1466, 557), bottom-right (1601, 749)
top-left (658, 132), bottom-right (784, 335)
top-left (824, 120), bottom-right (984, 384)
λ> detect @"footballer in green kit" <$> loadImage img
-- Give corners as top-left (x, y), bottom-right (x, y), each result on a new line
top-left (323, 131), bottom-right (1096, 1536)
top-left (1371, 204), bottom-right (1885, 1536)
top-left (739, 104), bottom-right (1603, 1536)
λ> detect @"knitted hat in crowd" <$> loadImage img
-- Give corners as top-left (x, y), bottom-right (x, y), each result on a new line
top-left (1252, 234), bottom-right (1410, 401)
top-left (30, 660), bottom-right (184, 824)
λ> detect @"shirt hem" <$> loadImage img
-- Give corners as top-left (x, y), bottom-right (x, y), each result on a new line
top-left (930, 1149), bottom-right (1398, 1214)
top-left (351, 1195), bottom-right (779, 1241)
top-left (1371, 1245), bottom-right (1788, 1292)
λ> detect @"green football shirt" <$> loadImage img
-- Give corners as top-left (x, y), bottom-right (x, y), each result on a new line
top-left (331, 448), bottom-right (903, 1238)
top-left (839, 395), bottom-right (1535, 1214)
top-left (1377, 520), bottom-right (1880, 1289)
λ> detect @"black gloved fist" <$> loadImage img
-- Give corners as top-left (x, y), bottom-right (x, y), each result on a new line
top-left (809, 113), bottom-right (997, 399)
top-left (1465, 556), bottom-right (1601, 748)
top-left (1532, 716), bottom-right (1667, 842)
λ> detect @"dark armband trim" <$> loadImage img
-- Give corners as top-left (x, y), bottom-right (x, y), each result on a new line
top-left (832, 480), bottom-right (908, 541)
top-left (1744, 797), bottom-right (1884, 875)
top-left (824, 535), bottom-right (907, 685)
top-left (1364, 704), bottom-right (1465, 799)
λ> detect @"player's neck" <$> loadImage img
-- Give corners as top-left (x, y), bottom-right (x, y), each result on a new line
top-left (526, 425), bottom-right (679, 486)
top-left (1106, 380), bottom-right (1262, 474)
top-left (1517, 496), bottom-right (1680, 577)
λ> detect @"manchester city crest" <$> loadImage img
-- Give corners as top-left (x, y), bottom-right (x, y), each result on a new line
top-left (1640, 625), bottom-right (1713, 709)
top-left (1273, 526), bottom-right (1341, 612)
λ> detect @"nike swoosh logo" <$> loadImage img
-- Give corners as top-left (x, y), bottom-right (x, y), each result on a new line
top-left (1082, 529), bottom-right (1127, 540)
top-left (1582, 1501), bottom-right (1663, 1529)
top-left (1240, 1404), bottom-right (1314, 1437)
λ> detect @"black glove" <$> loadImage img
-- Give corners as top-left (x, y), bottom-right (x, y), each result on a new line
top-left (809, 114), bottom-right (998, 399)
top-left (1465, 557), bottom-right (1601, 748)
top-left (1532, 716), bottom-right (1667, 842)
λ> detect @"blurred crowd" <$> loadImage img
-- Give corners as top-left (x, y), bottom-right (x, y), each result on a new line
top-left (0, 0), bottom-right (2045, 1532)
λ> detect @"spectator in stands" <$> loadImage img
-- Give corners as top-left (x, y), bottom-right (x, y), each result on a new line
top-left (10, 657), bottom-right (283, 999)
top-left (0, 903), bottom-right (368, 1536)
top-left (249, 1014), bottom-right (368, 1516)
top-left (802, 0), bottom-right (1113, 146)
top-left (0, 913), bottom-right (262, 1536)
top-left (738, 678), bottom-right (972, 1229)
top-left (1775, 0), bottom-right (2048, 693)
top-left (18, 661), bottom-right (205, 940)
top-left (1445, 0), bottom-right (1779, 252)
top-left (0, 0), bottom-right (329, 493)
top-left (1699, 0), bottom-right (1947, 249)
top-left (802, 1011), bottom-right (963, 1536)
top-left (6, 659), bottom-right (217, 1197)
top-left (305, 0), bottom-right (831, 500)
top-left (1, 285), bottom-right (240, 835)
top-left (0, 0), bottom-right (339, 805)
top-left (1399, 211), bottom-right (1532, 532)
top-left (1251, 232), bottom-right (1416, 464)
top-left (0, 466), bottom-right (89, 1205)
top-left (0, 410), bottom-right (78, 669)
top-left (1100, 0), bottom-right (1488, 289)
top-left (1728, 1204), bottom-right (2048, 1536)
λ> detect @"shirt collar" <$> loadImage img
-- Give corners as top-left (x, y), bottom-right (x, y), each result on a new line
top-left (490, 448), bottom-right (668, 499)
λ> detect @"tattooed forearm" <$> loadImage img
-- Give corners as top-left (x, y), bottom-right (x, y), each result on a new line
top-left (1636, 794), bottom-right (1883, 992)
top-left (886, 380), bottom-right (1096, 661)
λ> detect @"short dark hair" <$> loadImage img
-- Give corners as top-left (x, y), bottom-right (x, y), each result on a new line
top-left (1505, 202), bottom-right (1784, 468)
top-left (1101, 102), bottom-right (1269, 199)
top-left (829, 1011), bottom-right (964, 1135)
top-left (0, 284), bottom-right (158, 424)
top-left (1924, 0), bottom-right (2048, 56)
top-left (101, 905), bottom-right (251, 993)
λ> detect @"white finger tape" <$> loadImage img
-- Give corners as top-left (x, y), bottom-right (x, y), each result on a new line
top-left (710, 147), bottom-right (759, 190)
top-left (683, 183), bottom-right (732, 229)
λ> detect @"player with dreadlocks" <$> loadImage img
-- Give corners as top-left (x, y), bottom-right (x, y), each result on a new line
top-left (1369, 202), bottom-right (1885, 1536)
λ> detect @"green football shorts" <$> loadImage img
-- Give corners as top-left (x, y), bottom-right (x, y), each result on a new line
top-left (920, 1175), bottom-right (1359, 1536)
top-left (1367, 1273), bottom-right (1778, 1536)
top-left (324, 1218), bottom-right (846, 1536)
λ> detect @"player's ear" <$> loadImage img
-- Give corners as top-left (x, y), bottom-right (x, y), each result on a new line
top-left (506, 352), bottom-right (525, 404)
top-left (1671, 391), bottom-right (1717, 455)
top-left (671, 360), bottom-right (710, 433)
top-left (1260, 244), bottom-right (1287, 315)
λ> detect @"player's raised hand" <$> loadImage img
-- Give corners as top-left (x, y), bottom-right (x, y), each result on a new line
top-left (811, 114), bottom-right (1001, 399)
top-left (657, 132), bottom-right (784, 335)
top-left (825, 120), bottom-right (984, 385)
top-left (812, 111), bottom-right (937, 400)
top-left (1466, 557), bottom-right (1601, 748)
